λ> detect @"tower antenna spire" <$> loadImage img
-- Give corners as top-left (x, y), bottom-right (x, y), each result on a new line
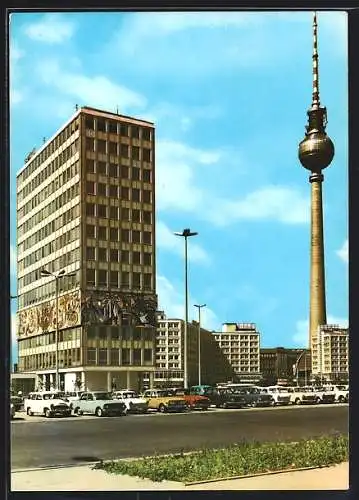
top-left (312, 11), bottom-right (320, 110)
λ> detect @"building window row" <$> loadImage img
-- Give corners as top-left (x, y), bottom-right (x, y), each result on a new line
top-left (86, 182), bottom-right (152, 204)
top-left (86, 204), bottom-right (152, 224)
top-left (85, 269), bottom-right (152, 290)
top-left (86, 160), bottom-right (152, 181)
top-left (86, 347), bottom-right (153, 366)
top-left (18, 328), bottom-right (81, 349)
top-left (85, 116), bottom-right (152, 142)
top-left (18, 348), bottom-right (81, 371)
top-left (86, 247), bottom-right (152, 266)
top-left (17, 182), bottom-right (80, 236)
top-left (85, 138), bottom-right (151, 163)
top-left (18, 120), bottom-right (79, 186)
top-left (86, 225), bottom-right (152, 245)
top-left (20, 225), bottom-right (80, 270)
top-left (18, 146), bottom-right (79, 208)
top-left (87, 326), bottom-right (154, 341)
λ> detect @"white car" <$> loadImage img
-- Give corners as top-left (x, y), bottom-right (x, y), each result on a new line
top-left (287, 386), bottom-right (317, 405)
top-left (261, 386), bottom-right (291, 406)
top-left (112, 390), bottom-right (149, 414)
top-left (323, 385), bottom-right (349, 404)
top-left (24, 392), bottom-right (72, 418)
top-left (73, 391), bottom-right (127, 417)
top-left (64, 391), bottom-right (85, 409)
top-left (311, 386), bottom-right (336, 404)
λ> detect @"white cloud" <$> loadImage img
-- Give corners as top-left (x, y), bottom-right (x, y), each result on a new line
top-left (36, 60), bottom-right (146, 112)
top-left (156, 275), bottom-right (219, 331)
top-left (336, 239), bottom-right (348, 263)
top-left (10, 88), bottom-right (23, 106)
top-left (208, 185), bottom-right (310, 226)
top-left (23, 14), bottom-right (76, 43)
top-left (293, 315), bottom-right (349, 347)
top-left (156, 221), bottom-right (210, 264)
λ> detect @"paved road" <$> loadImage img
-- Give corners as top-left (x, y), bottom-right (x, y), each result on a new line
top-left (11, 405), bottom-right (348, 470)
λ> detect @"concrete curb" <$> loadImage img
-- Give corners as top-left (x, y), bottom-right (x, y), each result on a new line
top-left (12, 462), bottom-right (101, 473)
top-left (183, 464), bottom-right (333, 486)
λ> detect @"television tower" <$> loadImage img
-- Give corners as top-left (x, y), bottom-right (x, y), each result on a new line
top-left (298, 12), bottom-right (335, 349)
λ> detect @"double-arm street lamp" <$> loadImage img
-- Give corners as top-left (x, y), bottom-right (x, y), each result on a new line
top-left (174, 228), bottom-right (198, 389)
top-left (194, 303), bottom-right (206, 386)
top-left (41, 268), bottom-right (76, 391)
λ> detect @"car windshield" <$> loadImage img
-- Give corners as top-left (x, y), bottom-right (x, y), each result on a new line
top-left (94, 392), bottom-right (112, 400)
top-left (122, 392), bottom-right (138, 398)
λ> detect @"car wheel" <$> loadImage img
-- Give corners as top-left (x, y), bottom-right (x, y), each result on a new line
top-left (316, 397), bottom-right (321, 404)
top-left (44, 408), bottom-right (52, 418)
top-left (26, 407), bottom-right (33, 416)
top-left (295, 398), bottom-right (301, 405)
top-left (338, 396), bottom-right (345, 404)
top-left (270, 399), bottom-right (276, 407)
top-left (222, 402), bottom-right (228, 409)
top-left (159, 404), bottom-right (166, 413)
top-left (252, 401), bottom-right (257, 408)
top-left (95, 407), bottom-right (103, 417)
top-left (74, 407), bottom-right (83, 416)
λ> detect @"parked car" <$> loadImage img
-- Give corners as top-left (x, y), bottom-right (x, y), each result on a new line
top-left (259, 386), bottom-right (291, 406)
top-left (209, 387), bottom-right (247, 409)
top-left (165, 388), bottom-right (211, 410)
top-left (24, 392), bottom-right (72, 418)
top-left (310, 386), bottom-right (336, 404)
top-left (112, 390), bottom-right (149, 414)
top-left (323, 385), bottom-right (349, 404)
top-left (236, 386), bottom-right (274, 407)
top-left (10, 402), bottom-right (16, 420)
top-left (73, 391), bottom-right (127, 417)
top-left (287, 386), bottom-right (317, 405)
top-left (64, 391), bottom-right (86, 409)
top-left (142, 389), bottom-right (188, 413)
top-left (11, 395), bottom-right (23, 412)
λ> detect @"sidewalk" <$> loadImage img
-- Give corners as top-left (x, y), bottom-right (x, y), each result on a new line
top-left (11, 461), bottom-right (349, 491)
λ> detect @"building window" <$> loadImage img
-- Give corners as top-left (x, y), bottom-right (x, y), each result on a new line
top-left (87, 348), bottom-right (96, 364)
top-left (86, 225), bottom-right (95, 238)
top-left (144, 253), bottom-right (151, 266)
top-left (86, 269), bottom-right (95, 286)
top-left (97, 139), bottom-right (106, 154)
top-left (132, 167), bottom-right (140, 181)
top-left (121, 144), bottom-right (129, 158)
top-left (109, 121), bottom-right (117, 134)
top-left (132, 209), bottom-right (140, 222)
top-left (122, 207), bottom-right (130, 220)
top-left (109, 185), bottom-right (118, 198)
top-left (111, 348), bottom-right (119, 365)
top-left (97, 119), bottom-right (106, 132)
top-left (98, 348), bottom-right (108, 365)
top-left (98, 227), bottom-right (107, 240)
top-left (133, 273), bottom-right (141, 288)
top-left (133, 348), bottom-right (141, 366)
top-left (132, 230), bottom-right (141, 243)
top-left (121, 186), bottom-right (129, 199)
top-left (132, 188), bottom-right (140, 202)
top-left (110, 228), bottom-right (118, 241)
top-left (143, 211), bottom-right (152, 224)
top-left (122, 272), bottom-right (129, 287)
top-left (110, 271), bottom-right (118, 287)
top-left (86, 203), bottom-right (95, 216)
top-left (98, 204), bottom-right (107, 218)
top-left (109, 163), bottom-right (118, 177)
top-left (98, 248), bottom-right (107, 261)
top-left (85, 116), bottom-right (94, 129)
top-left (87, 159), bottom-right (95, 173)
top-left (133, 252), bottom-right (140, 265)
top-left (144, 273), bottom-right (152, 290)
top-left (143, 149), bottom-right (151, 163)
top-left (121, 165), bottom-right (129, 178)
top-left (98, 183), bottom-right (107, 196)
top-left (86, 138), bottom-right (95, 151)
top-left (121, 229), bottom-right (130, 242)
top-left (87, 247), bottom-right (95, 260)
top-left (98, 270), bottom-right (107, 286)
top-left (109, 142), bottom-right (117, 155)
top-left (143, 169), bottom-right (151, 182)
top-left (110, 206), bottom-right (118, 219)
top-left (110, 249), bottom-right (119, 261)
top-left (143, 232), bottom-right (151, 245)
top-left (98, 161), bottom-right (107, 175)
top-left (121, 250), bottom-right (130, 264)
top-left (120, 124), bottom-right (129, 136)
top-left (87, 181), bottom-right (95, 195)
top-left (122, 348), bottom-right (131, 365)
top-left (143, 190), bottom-right (151, 204)
top-left (142, 128), bottom-right (151, 141)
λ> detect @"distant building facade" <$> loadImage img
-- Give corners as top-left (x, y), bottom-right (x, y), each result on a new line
top-left (213, 323), bottom-right (261, 383)
top-left (312, 324), bottom-right (349, 383)
top-left (155, 313), bottom-right (236, 387)
top-left (260, 347), bottom-right (311, 385)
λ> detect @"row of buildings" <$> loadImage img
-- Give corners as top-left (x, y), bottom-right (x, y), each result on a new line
top-left (13, 106), bottom-right (348, 394)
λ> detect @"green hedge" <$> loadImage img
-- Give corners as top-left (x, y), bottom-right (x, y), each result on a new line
top-left (94, 434), bottom-right (348, 483)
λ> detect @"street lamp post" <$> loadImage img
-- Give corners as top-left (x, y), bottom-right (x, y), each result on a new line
top-left (41, 268), bottom-right (75, 391)
top-left (194, 304), bottom-right (206, 386)
top-left (174, 228), bottom-right (198, 389)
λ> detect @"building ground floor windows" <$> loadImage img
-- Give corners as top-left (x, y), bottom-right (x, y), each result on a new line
top-left (34, 367), bottom-right (155, 393)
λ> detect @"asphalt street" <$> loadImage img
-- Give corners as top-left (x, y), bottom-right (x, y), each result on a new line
top-left (11, 405), bottom-right (348, 470)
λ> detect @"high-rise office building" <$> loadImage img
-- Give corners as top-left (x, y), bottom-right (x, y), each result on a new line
top-left (16, 106), bottom-right (157, 392)
top-left (213, 323), bottom-right (261, 383)
top-left (312, 324), bottom-right (349, 383)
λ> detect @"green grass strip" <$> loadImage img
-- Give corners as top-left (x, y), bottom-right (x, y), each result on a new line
top-left (94, 434), bottom-right (348, 483)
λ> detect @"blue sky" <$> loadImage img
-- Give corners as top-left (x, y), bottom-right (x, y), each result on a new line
top-left (9, 10), bottom-right (348, 364)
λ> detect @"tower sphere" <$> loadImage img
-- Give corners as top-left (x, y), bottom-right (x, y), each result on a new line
top-left (298, 132), bottom-right (334, 173)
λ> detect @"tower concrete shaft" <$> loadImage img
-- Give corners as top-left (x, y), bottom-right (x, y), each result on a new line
top-left (309, 173), bottom-right (327, 348)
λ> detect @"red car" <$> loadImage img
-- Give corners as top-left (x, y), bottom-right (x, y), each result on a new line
top-left (166, 388), bottom-right (211, 411)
